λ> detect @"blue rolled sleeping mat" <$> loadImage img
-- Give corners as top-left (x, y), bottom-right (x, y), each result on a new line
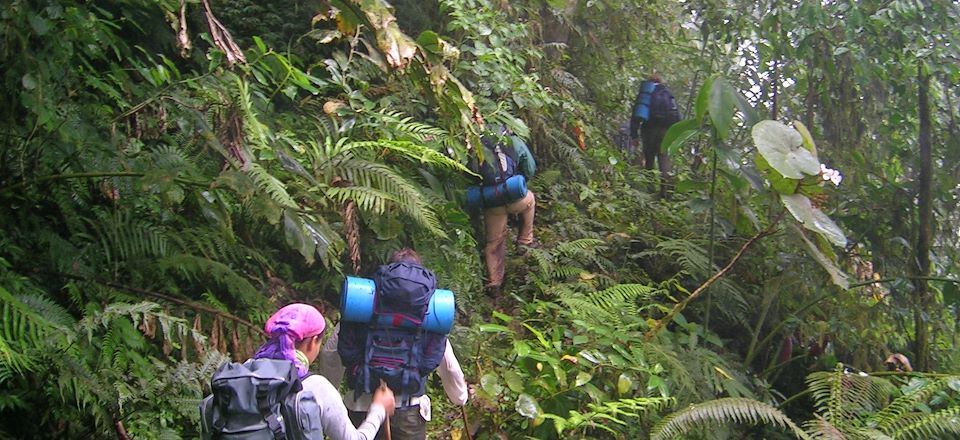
top-left (633, 80), bottom-right (657, 122)
top-left (341, 276), bottom-right (455, 334)
top-left (466, 174), bottom-right (527, 211)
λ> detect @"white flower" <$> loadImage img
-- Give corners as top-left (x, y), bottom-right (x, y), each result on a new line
top-left (819, 163), bottom-right (842, 187)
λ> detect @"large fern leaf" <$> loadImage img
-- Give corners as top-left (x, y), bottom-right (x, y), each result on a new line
top-left (651, 397), bottom-right (813, 440)
top-left (892, 405), bottom-right (960, 440)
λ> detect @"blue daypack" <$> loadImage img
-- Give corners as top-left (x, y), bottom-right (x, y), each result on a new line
top-left (339, 262), bottom-right (448, 400)
top-left (199, 359), bottom-right (324, 440)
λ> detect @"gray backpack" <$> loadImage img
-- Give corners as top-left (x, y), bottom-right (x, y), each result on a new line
top-left (199, 358), bottom-right (324, 440)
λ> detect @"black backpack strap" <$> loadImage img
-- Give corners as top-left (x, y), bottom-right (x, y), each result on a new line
top-left (256, 382), bottom-right (287, 440)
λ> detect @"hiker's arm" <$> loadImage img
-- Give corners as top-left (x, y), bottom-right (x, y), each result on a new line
top-left (630, 115), bottom-right (642, 139)
top-left (310, 376), bottom-right (385, 440)
top-left (318, 323), bottom-right (345, 387)
top-left (437, 340), bottom-right (468, 406)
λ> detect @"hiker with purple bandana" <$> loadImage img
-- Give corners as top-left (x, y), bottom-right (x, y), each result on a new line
top-left (201, 304), bottom-right (394, 440)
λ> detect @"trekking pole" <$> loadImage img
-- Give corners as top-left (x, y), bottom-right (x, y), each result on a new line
top-left (461, 406), bottom-right (473, 440)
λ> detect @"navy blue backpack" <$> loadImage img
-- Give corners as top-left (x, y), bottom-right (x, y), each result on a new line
top-left (647, 84), bottom-right (680, 125)
top-left (339, 262), bottom-right (447, 400)
top-left (478, 134), bottom-right (518, 186)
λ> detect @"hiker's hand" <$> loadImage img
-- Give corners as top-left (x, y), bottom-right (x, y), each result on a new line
top-left (373, 384), bottom-right (395, 416)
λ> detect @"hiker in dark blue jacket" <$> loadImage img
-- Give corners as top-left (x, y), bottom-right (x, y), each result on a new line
top-left (630, 74), bottom-right (681, 198)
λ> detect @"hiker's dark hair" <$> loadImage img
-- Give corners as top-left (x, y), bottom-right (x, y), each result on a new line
top-left (390, 248), bottom-right (421, 264)
top-left (648, 73), bottom-right (663, 82)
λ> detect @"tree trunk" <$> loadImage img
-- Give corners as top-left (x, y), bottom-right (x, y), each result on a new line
top-left (912, 65), bottom-right (932, 371)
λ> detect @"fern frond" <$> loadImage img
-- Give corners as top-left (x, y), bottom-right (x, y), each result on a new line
top-left (247, 163), bottom-right (298, 209)
top-left (540, 122), bottom-right (588, 175)
top-left (147, 144), bottom-right (193, 172)
top-left (0, 288), bottom-right (71, 374)
top-left (870, 377), bottom-right (956, 431)
top-left (806, 365), bottom-right (895, 428)
top-left (588, 283), bottom-right (658, 311)
top-left (86, 209), bottom-right (177, 266)
top-left (556, 238), bottom-right (605, 255)
top-left (370, 110), bottom-right (452, 143)
top-left (327, 158), bottom-right (446, 236)
top-left (801, 416), bottom-right (846, 439)
top-left (642, 343), bottom-right (696, 398)
top-left (552, 265), bottom-right (585, 280)
top-left (324, 186), bottom-right (394, 215)
top-left (892, 405), bottom-right (960, 440)
top-left (347, 139), bottom-right (471, 173)
top-left (155, 255), bottom-right (262, 307)
top-left (651, 397), bottom-right (813, 440)
top-left (652, 239), bottom-right (713, 277)
top-left (566, 397), bottom-right (675, 432)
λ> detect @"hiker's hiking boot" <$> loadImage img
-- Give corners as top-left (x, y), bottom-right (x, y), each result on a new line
top-left (515, 239), bottom-right (542, 256)
top-left (484, 283), bottom-right (502, 299)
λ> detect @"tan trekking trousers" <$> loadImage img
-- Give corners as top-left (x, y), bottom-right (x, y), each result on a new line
top-left (483, 191), bottom-right (536, 287)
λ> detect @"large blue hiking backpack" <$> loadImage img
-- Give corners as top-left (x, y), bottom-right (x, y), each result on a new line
top-left (199, 359), bottom-right (324, 440)
top-left (633, 81), bottom-right (680, 125)
top-left (339, 262), bottom-right (448, 400)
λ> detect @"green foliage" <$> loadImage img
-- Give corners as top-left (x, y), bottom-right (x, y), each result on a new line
top-left (652, 397), bottom-right (813, 440)
top-left (654, 364), bottom-right (960, 440)
top-left (1, 0), bottom-right (958, 438)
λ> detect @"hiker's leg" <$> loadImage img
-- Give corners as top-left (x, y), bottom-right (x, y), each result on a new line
top-left (656, 126), bottom-right (673, 197)
top-left (483, 207), bottom-right (509, 287)
top-left (390, 406), bottom-right (427, 440)
top-left (641, 127), bottom-right (657, 171)
top-left (507, 191), bottom-right (536, 246)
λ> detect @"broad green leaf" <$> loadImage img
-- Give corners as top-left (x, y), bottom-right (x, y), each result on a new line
top-left (503, 370), bottom-right (524, 393)
top-left (781, 194), bottom-right (847, 247)
top-left (575, 371), bottom-right (593, 386)
top-left (480, 373), bottom-right (503, 396)
top-left (662, 119), bottom-right (701, 156)
top-left (363, 209), bottom-right (402, 240)
top-left (491, 310), bottom-right (513, 322)
top-left (942, 281), bottom-right (959, 307)
top-left (708, 77), bottom-right (738, 140)
top-left (617, 373), bottom-right (634, 395)
top-left (283, 212), bottom-right (315, 263)
top-left (793, 121), bottom-right (818, 155)
top-left (416, 30), bottom-right (440, 54)
top-left (515, 394), bottom-right (540, 419)
top-left (695, 76), bottom-right (714, 123)
top-left (522, 323), bottom-right (550, 349)
top-left (478, 323), bottom-right (510, 333)
top-left (752, 120), bottom-right (821, 178)
top-left (252, 36), bottom-right (267, 52)
top-left (793, 225), bottom-right (850, 289)
top-left (513, 340), bottom-right (531, 357)
top-left (735, 90), bottom-right (760, 127)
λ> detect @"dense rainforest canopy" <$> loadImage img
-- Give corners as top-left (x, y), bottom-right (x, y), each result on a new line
top-left (1, 0), bottom-right (959, 438)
